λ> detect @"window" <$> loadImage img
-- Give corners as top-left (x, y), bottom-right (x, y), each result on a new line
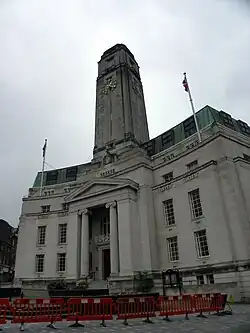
top-left (163, 172), bottom-right (173, 183)
top-left (161, 130), bottom-right (174, 150)
top-left (62, 203), bottom-right (69, 211)
top-left (194, 230), bottom-right (210, 257)
top-left (41, 205), bottom-right (50, 213)
top-left (57, 253), bottom-right (66, 272)
top-left (238, 120), bottom-right (250, 136)
top-left (163, 199), bottom-right (175, 226)
top-left (35, 254), bottom-right (45, 273)
top-left (206, 274), bottom-right (215, 284)
top-left (197, 275), bottom-right (204, 285)
top-left (187, 160), bottom-right (198, 171)
top-left (189, 188), bottom-right (203, 218)
top-left (58, 224), bottom-right (67, 244)
top-left (37, 226), bottom-right (46, 245)
top-left (167, 236), bottom-right (179, 262)
top-left (183, 116), bottom-right (197, 138)
top-left (101, 216), bottom-right (110, 235)
top-left (66, 167), bottom-right (78, 182)
top-left (45, 171), bottom-right (58, 185)
top-left (220, 111), bottom-right (234, 129)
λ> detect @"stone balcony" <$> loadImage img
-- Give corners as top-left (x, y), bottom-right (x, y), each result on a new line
top-left (95, 234), bottom-right (110, 245)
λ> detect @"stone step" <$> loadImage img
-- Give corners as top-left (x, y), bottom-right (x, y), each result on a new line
top-left (22, 288), bottom-right (49, 299)
top-left (88, 280), bottom-right (108, 290)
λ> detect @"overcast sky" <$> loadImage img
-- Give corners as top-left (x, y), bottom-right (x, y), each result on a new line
top-left (0, 0), bottom-right (249, 226)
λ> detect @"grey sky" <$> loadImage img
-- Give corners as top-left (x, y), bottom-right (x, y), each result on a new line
top-left (0, 0), bottom-right (249, 226)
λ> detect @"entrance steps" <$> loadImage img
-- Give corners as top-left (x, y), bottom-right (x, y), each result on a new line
top-left (88, 279), bottom-right (108, 290)
top-left (22, 288), bottom-right (49, 299)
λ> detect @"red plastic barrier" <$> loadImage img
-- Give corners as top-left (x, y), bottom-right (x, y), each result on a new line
top-left (158, 295), bottom-right (193, 319)
top-left (12, 298), bottom-right (64, 326)
top-left (0, 299), bottom-right (9, 325)
top-left (193, 293), bottom-right (224, 315)
top-left (117, 297), bottom-right (155, 324)
top-left (67, 298), bottom-right (113, 324)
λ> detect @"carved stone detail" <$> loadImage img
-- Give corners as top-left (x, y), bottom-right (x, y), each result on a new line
top-left (105, 201), bottom-right (117, 209)
top-left (78, 208), bottom-right (90, 216)
top-left (95, 234), bottom-right (110, 245)
top-left (101, 78), bottom-right (117, 95)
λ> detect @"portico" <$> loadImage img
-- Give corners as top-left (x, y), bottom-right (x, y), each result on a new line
top-left (66, 178), bottom-right (139, 284)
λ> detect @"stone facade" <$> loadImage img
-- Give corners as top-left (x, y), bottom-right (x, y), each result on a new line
top-left (15, 44), bottom-right (250, 300)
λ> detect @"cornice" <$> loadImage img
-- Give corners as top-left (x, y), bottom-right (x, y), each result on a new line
top-left (153, 160), bottom-right (217, 192)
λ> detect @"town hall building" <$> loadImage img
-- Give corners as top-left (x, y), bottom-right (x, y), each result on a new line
top-left (15, 44), bottom-right (250, 300)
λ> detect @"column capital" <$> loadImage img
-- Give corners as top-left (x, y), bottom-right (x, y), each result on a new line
top-left (106, 201), bottom-right (117, 209)
top-left (78, 208), bottom-right (91, 216)
top-left (82, 208), bottom-right (89, 215)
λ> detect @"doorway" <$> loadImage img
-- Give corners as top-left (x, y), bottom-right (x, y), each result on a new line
top-left (102, 249), bottom-right (111, 280)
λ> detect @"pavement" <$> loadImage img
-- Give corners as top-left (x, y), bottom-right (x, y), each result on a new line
top-left (1, 304), bottom-right (250, 332)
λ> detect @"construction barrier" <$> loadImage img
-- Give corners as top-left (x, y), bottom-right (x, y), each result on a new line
top-left (0, 299), bottom-right (10, 331)
top-left (158, 293), bottom-right (225, 321)
top-left (193, 293), bottom-right (224, 318)
top-left (67, 297), bottom-right (113, 327)
top-left (116, 296), bottom-right (156, 325)
top-left (0, 293), bottom-right (231, 329)
top-left (158, 295), bottom-right (194, 321)
top-left (12, 298), bottom-right (64, 330)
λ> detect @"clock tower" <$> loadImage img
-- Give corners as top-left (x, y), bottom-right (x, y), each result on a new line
top-left (93, 44), bottom-right (150, 160)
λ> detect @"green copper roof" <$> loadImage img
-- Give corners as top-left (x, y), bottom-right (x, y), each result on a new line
top-left (32, 105), bottom-right (250, 188)
top-left (32, 163), bottom-right (95, 188)
top-left (143, 105), bottom-right (250, 156)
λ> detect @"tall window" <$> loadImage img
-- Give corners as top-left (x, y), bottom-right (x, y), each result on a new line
top-left (194, 230), bottom-right (210, 257)
top-left (187, 160), bottom-right (198, 171)
top-left (35, 254), bottom-right (45, 273)
top-left (57, 253), bottom-right (66, 272)
top-left (163, 199), bottom-right (175, 226)
top-left (58, 224), bottom-right (67, 244)
top-left (101, 216), bottom-right (110, 235)
top-left (189, 188), bottom-right (203, 218)
top-left (167, 236), bottom-right (179, 262)
top-left (41, 205), bottom-right (50, 213)
top-left (37, 226), bottom-right (46, 245)
top-left (163, 171), bottom-right (173, 183)
top-left (206, 274), bottom-right (215, 284)
top-left (197, 275), bottom-right (204, 285)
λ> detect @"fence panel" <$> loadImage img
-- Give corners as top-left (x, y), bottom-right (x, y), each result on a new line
top-left (117, 296), bottom-right (155, 324)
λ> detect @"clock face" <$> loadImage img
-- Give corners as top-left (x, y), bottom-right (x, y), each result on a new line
top-left (101, 78), bottom-right (117, 95)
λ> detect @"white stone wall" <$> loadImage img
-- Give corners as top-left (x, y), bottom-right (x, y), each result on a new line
top-left (15, 126), bottom-right (250, 298)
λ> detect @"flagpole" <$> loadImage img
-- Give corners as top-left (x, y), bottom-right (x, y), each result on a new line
top-left (183, 73), bottom-right (202, 143)
top-left (40, 139), bottom-right (47, 196)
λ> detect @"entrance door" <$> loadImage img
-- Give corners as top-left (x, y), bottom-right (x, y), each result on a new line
top-left (102, 249), bottom-right (111, 280)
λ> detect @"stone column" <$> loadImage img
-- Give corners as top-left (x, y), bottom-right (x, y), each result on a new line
top-left (117, 199), bottom-right (133, 275)
top-left (106, 201), bottom-right (119, 275)
top-left (81, 209), bottom-right (89, 277)
top-left (76, 212), bottom-right (82, 280)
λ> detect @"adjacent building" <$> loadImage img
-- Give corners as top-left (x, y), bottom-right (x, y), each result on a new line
top-left (15, 44), bottom-right (250, 300)
top-left (0, 219), bottom-right (18, 283)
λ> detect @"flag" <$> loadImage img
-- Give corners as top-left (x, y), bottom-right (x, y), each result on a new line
top-left (42, 139), bottom-right (47, 158)
top-left (182, 75), bottom-right (189, 92)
